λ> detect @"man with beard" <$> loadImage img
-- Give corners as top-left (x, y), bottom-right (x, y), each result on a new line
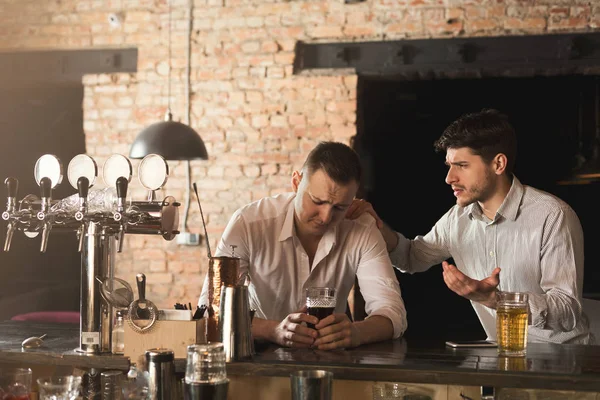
top-left (199, 141), bottom-right (407, 350)
top-left (347, 109), bottom-right (591, 344)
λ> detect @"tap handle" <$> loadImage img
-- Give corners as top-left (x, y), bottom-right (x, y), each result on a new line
top-left (40, 177), bottom-right (52, 199)
top-left (75, 176), bottom-right (90, 222)
top-left (77, 176), bottom-right (89, 199)
top-left (3, 177), bottom-right (19, 218)
top-left (37, 177), bottom-right (53, 220)
top-left (5, 177), bottom-right (18, 198)
top-left (115, 176), bottom-right (128, 214)
top-left (116, 176), bottom-right (128, 199)
top-left (136, 273), bottom-right (146, 301)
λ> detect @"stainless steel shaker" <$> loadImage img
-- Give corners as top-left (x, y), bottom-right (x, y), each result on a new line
top-left (145, 348), bottom-right (176, 400)
top-left (291, 370), bottom-right (333, 400)
top-left (184, 343), bottom-right (229, 400)
top-left (218, 284), bottom-right (255, 362)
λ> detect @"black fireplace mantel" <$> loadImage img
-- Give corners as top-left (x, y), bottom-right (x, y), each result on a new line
top-left (293, 32), bottom-right (600, 77)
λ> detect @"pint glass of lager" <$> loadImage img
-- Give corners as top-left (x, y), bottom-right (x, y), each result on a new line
top-left (305, 287), bottom-right (336, 330)
top-left (496, 291), bottom-right (529, 357)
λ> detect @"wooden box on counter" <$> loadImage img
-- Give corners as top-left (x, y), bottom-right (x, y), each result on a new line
top-left (123, 319), bottom-right (207, 361)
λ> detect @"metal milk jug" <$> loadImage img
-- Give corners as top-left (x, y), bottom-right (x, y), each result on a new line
top-left (218, 284), bottom-right (255, 362)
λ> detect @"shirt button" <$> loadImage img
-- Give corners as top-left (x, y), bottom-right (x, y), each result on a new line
top-left (489, 251), bottom-right (494, 256)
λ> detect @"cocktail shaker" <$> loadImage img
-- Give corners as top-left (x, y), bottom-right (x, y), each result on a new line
top-left (145, 348), bottom-right (176, 400)
top-left (218, 284), bottom-right (255, 362)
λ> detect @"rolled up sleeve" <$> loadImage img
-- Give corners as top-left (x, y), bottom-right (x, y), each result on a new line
top-left (360, 275), bottom-right (407, 339)
top-left (356, 223), bottom-right (408, 339)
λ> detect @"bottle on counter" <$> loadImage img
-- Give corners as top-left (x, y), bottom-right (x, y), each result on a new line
top-left (111, 309), bottom-right (125, 355)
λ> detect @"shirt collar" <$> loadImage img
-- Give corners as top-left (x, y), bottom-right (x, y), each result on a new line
top-left (468, 175), bottom-right (523, 222)
top-left (496, 175), bottom-right (523, 222)
top-left (279, 198), bottom-right (296, 242)
top-left (277, 194), bottom-right (338, 247)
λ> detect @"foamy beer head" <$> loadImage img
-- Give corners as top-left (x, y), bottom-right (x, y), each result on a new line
top-left (496, 291), bottom-right (529, 357)
top-left (305, 287), bottom-right (336, 329)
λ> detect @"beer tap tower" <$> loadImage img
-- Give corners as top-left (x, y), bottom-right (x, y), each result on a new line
top-left (2, 153), bottom-right (180, 354)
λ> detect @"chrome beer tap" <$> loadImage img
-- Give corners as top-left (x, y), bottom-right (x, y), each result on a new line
top-left (1, 152), bottom-right (181, 355)
top-left (37, 177), bottom-right (53, 253)
top-left (75, 177), bottom-right (90, 253)
top-left (2, 177), bottom-right (19, 252)
top-left (113, 176), bottom-right (128, 253)
top-left (68, 154), bottom-right (98, 254)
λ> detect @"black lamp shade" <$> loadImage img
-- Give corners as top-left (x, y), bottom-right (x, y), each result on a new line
top-left (129, 120), bottom-right (208, 160)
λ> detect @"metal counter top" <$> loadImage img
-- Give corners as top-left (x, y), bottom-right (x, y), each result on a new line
top-left (0, 320), bottom-right (128, 371)
top-left (223, 337), bottom-right (600, 392)
top-left (1, 321), bottom-right (600, 392)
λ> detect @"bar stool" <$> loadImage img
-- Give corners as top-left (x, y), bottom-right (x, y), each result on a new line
top-left (11, 311), bottom-right (80, 324)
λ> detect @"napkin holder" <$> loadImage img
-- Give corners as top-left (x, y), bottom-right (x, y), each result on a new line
top-left (123, 318), bottom-right (206, 360)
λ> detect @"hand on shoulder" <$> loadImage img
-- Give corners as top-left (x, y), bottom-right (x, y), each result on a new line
top-left (345, 199), bottom-right (383, 229)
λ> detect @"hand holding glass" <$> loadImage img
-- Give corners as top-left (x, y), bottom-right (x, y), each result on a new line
top-left (305, 287), bottom-right (336, 330)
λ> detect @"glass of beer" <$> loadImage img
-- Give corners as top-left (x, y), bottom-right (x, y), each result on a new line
top-left (305, 287), bottom-right (336, 330)
top-left (496, 291), bottom-right (529, 357)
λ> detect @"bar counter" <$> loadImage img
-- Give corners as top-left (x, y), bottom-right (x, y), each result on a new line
top-left (0, 320), bottom-right (128, 371)
top-left (1, 320), bottom-right (600, 393)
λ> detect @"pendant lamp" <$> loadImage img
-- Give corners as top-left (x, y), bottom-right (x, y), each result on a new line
top-left (129, 110), bottom-right (208, 160)
top-left (129, 0), bottom-right (207, 161)
top-left (129, 0), bottom-right (207, 245)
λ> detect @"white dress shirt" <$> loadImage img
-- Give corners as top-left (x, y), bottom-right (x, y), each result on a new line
top-left (199, 193), bottom-right (407, 339)
top-left (389, 176), bottom-right (590, 344)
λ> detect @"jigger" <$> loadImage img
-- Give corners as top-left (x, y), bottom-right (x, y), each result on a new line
top-left (218, 285), bottom-right (255, 362)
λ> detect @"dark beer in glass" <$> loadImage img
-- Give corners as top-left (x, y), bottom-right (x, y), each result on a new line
top-left (305, 287), bottom-right (336, 330)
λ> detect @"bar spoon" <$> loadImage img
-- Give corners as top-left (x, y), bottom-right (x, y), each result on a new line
top-left (22, 333), bottom-right (47, 349)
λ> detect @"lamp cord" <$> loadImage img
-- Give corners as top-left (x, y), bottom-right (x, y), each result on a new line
top-left (167, 0), bottom-right (172, 116)
top-left (183, 0), bottom-right (194, 231)
top-left (184, 161), bottom-right (191, 231)
top-left (185, 0), bottom-right (192, 127)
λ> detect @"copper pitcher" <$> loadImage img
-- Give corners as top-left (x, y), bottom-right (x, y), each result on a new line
top-left (206, 256), bottom-right (239, 342)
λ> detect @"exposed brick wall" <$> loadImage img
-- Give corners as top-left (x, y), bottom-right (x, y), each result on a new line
top-left (0, 0), bottom-right (598, 308)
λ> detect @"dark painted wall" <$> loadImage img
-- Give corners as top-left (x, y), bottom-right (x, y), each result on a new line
top-left (0, 83), bottom-right (85, 320)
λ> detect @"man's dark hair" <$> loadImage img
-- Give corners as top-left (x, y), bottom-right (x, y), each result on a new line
top-left (434, 109), bottom-right (517, 175)
top-left (302, 141), bottom-right (362, 184)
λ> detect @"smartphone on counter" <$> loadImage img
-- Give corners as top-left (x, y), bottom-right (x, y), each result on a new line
top-left (445, 340), bottom-right (497, 348)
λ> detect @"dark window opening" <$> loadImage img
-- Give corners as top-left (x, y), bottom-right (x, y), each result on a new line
top-left (354, 74), bottom-right (599, 341)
